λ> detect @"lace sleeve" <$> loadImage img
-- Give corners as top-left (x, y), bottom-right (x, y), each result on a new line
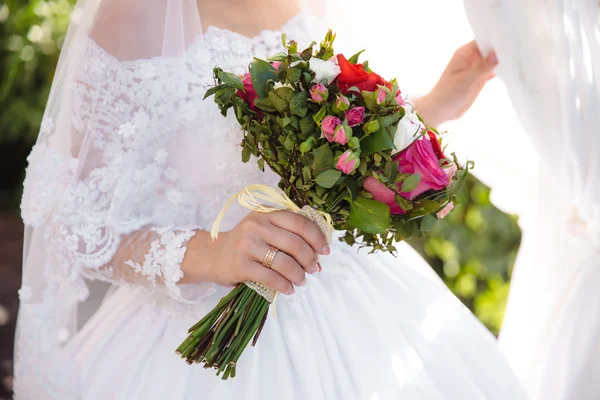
top-left (81, 226), bottom-right (211, 302)
top-left (21, 139), bottom-right (216, 302)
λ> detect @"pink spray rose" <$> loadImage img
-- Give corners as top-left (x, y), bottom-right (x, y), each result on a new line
top-left (332, 124), bottom-right (352, 145)
top-left (321, 116), bottom-right (342, 142)
top-left (310, 83), bottom-right (329, 104)
top-left (334, 94), bottom-right (351, 112)
top-left (376, 86), bottom-right (388, 105)
top-left (345, 106), bottom-right (365, 127)
top-left (335, 150), bottom-right (360, 174)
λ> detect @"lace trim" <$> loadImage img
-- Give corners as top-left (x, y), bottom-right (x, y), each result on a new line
top-left (124, 226), bottom-right (197, 299)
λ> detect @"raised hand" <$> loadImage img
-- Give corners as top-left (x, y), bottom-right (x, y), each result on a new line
top-left (414, 40), bottom-right (498, 127)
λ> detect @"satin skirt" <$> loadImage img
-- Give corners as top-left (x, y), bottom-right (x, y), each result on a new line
top-left (69, 240), bottom-right (526, 400)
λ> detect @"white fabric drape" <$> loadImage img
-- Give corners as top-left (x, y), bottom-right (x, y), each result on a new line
top-left (464, 0), bottom-right (600, 398)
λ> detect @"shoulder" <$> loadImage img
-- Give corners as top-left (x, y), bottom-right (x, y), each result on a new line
top-left (89, 0), bottom-right (156, 58)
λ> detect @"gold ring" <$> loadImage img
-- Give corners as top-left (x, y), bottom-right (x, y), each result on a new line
top-left (262, 246), bottom-right (279, 269)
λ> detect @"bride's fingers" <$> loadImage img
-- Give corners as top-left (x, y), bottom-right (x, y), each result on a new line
top-left (266, 249), bottom-right (306, 287)
top-left (263, 225), bottom-right (319, 274)
top-left (245, 261), bottom-right (294, 295)
top-left (250, 239), bottom-right (309, 285)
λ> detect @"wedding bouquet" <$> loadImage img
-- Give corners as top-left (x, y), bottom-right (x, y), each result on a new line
top-left (176, 31), bottom-right (472, 379)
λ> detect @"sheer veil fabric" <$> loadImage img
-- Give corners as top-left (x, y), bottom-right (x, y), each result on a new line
top-left (464, 0), bottom-right (600, 398)
top-left (15, 1), bottom-right (527, 398)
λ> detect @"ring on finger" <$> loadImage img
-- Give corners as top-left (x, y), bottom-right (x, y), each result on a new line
top-left (262, 246), bottom-right (279, 269)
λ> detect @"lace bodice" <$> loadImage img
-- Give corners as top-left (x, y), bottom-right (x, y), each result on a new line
top-left (20, 13), bottom-right (317, 302)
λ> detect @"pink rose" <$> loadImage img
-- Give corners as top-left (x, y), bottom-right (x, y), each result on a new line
top-left (437, 202), bottom-right (454, 219)
top-left (271, 61), bottom-right (282, 70)
top-left (310, 83), bottom-right (329, 104)
top-left (376, 86), bottom-right (387, 105)
top-left (336, 150), bottom-right (360, 174)
top-left (395, 90), bottom-right (406, 106)
top-left (334, 94), bottom-right (350, 112)
top-left (345, 106), bottom-right (365, 127)
top-left (321, 116), bottom-right (342, 142)
top-left (396, 136), bottom-right (449, 200)
top-left (363, 176), bottom-right (406, 214)
top-left (238, 73), bottom-right (258, 110)
top-left (333, 124), bottom-right (352, 145)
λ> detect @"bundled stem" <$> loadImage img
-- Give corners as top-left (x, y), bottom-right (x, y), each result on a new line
top-left (176, 284), bottom-right (271, 379)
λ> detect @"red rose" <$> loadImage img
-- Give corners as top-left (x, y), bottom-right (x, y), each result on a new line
top-left (427, 130), bottom-right (448, 164)
top-left (335, 54), bottom-right (388, 94)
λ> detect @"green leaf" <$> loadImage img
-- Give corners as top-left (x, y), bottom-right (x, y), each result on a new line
top-left (348, 49), bottom-right (366, 64)
top-left (268, 90), bottom-right (289, 113)
top-left (290, 91), bottom-right (309, 117)
top-left (253, 97), bottom-right (276, 112)
top-left (249, 58), bottom-right (276, 98)
top-left (257, 158), bottom-right (265, 171)
top-left (360, 117), bottom-right (396, 157)
top-left (283, 135), bottom-right (295, 151)
top-left (203, 86), bottom-right (219, 100)
top-left (405, 199), bottom-right (443, 219)
top-left (394, 193), bottom-right (413, 211)
top-left (241, 145), bottom-right (251, 163)
top-left (361, 90), bottom-right (378, 112)
top-left (401, 173), bottom-right (421, 192)
top-left (349, 197), bottom-right (391, 234)
top-left (302, 166), bottom-right (311, 184)
top-left (315, 169), bottom-right (342, 189)
top-left (420, 214), bottom-right (438, 232)
top-left (299, 116), bottom-right (315, 134)
top-left (217, 71), bottom-right (244, 91)
top-left (312, 144), bottom-right (334, 175)
top-left (313, 105), bottom-right (327, 124)
top-left (287, 67), bottom-right (302, 82)
top-left (268, 52), bottom-right (288, 62)
top-left (346, 179), bottom-right (359, 200)
top-left (381, 112), bottom-right (402, 127)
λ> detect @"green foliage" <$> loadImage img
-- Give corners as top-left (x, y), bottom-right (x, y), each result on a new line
top-left (0, 0), bottom-right (75, 143)
top-left (408, 176), bottom-right (521, 335)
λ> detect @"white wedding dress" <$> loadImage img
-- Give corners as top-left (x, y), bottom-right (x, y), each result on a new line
top-left (14, 2), bottom-right (526, 399)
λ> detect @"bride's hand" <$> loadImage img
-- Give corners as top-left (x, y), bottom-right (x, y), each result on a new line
top-left (183, 211), bottom-right (329, 294)
top-left (413, 40), bottom-right (498, 127)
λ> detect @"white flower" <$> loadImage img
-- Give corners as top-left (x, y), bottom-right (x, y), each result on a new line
top-left (309, 58), bottom-right (341, 85)
top-left (18, 286), bottom-right (33, 302)
top-left (391, 108), bottom-right (424, 155)
top-left (273, 82), bottom-right (294, 90)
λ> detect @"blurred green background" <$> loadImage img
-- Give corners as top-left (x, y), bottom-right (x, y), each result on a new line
top-left (0, 1), bottom-right (521, 394)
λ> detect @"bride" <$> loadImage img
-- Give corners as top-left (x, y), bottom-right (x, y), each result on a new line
top-left (15, 0), bottom-right (526, 398)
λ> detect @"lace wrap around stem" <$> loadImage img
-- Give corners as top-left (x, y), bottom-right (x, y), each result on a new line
top-left (211, 185), bottom-right (334, 303)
